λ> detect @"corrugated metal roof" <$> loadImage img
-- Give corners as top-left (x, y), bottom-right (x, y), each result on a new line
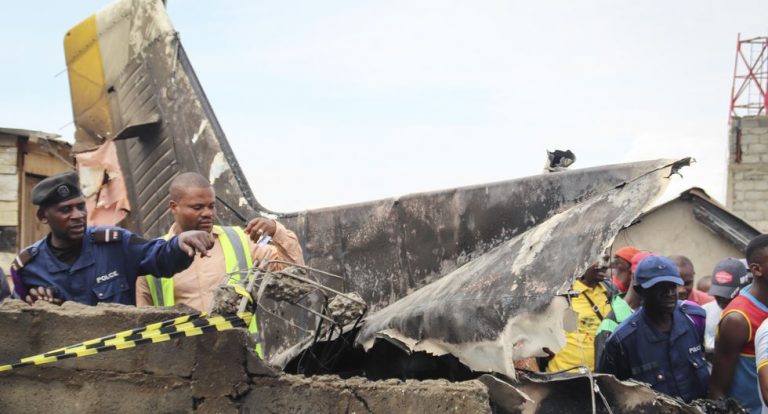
top-left (0, 128), bottom-right (71, 148)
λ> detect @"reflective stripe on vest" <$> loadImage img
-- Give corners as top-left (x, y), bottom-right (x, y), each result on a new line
top-left (144, 226), bottom-right (263, 357)
top-left (218, 225), bottom-right (253, 278)
top-left (146, 233), bottom-right (175, 307)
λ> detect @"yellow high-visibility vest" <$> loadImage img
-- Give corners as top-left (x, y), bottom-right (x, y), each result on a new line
top-left (145, 225), bottom-right (263, 357)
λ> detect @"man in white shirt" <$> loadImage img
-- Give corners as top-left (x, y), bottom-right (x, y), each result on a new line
top-left (755, 319), bottom-right (768, 413)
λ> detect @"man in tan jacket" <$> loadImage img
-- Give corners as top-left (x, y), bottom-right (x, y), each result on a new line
top-left (136, 172), bottom-right (304, 356)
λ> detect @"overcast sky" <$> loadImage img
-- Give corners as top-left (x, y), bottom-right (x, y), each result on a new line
top-left (2, 1), bottom-right (767, 212)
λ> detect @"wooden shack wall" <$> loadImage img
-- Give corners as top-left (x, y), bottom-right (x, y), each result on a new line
top-left (0, 133), bottom-right (19, 269)
top-left (0, 132), bottom-right (73, 271)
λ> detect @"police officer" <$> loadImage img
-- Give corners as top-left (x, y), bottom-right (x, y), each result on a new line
top-left (11, 171), bottom-right (214, 306)
top-left (597, 255), bottom-right (709, 403)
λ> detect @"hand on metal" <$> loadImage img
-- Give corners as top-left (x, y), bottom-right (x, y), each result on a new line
top-left (244, 217), bottom-right (277, 243)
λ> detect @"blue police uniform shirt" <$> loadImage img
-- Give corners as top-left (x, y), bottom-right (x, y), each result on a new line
top-left (17, 226), bottom-right (193, 306)
top-left (597, 302), bottom-right (709, 403)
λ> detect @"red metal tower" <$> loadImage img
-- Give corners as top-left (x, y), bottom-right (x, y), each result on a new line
top-left (730, 34), bottom-right (768, 118)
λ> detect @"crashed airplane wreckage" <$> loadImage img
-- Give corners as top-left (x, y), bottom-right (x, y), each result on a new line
top-left (275, 157), bottom-right (689, 378)
top-left (55, 1), bottom-right (733, 412)
top-left (63, 0), bottom-right (694, 359)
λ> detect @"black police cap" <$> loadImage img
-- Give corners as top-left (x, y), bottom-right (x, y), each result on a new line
top-left (32, 172), bottom-right (83, 206)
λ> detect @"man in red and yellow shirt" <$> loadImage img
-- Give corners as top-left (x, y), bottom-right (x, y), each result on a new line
top-left (710, 235), bottom-right (768, 413)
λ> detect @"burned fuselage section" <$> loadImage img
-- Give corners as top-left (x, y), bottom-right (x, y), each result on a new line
top-left (278, 159), bottom-right (689, 379)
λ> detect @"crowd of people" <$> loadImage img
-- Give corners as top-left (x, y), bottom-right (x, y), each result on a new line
top-left (7, 171), bottom-right (768, 412)
top-left (545, 241), bottom-right (768, 413)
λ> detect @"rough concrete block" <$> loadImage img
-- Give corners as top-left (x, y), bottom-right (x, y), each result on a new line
top-left (0, 368), bottom-right (194, 414)
top-left (140, 337), bottom-right (198, 377)
top-left (742, 154), bottom-right (761, 163)
top-left (740, 116), bottom-right (768, 128)
top-left (751, 143), bottom-right (768, 153)
top-left (736, 181), bottom-right (755, 191)
top-left (195, 397), bottom-right (239, 414)
top-left (242, 376), bottom-right (492, 414)
top-left (736, 200), bottom-right (757, 210)
top-left (0, 301), bottom-right (206, 377)
top-left (742, 134), bottom-right (760, 146)
top-left (246, 348), bottom-right (280, 378)
top-left (191, 330), bottom-right (249, 398)
top-left (755, 180), bottom-right (768, 191)
top-left (742, 210), bottom-right (764, 221)
top-left (754, 221), bottom-right (768, 233)
top-left (740, 119), bottom-right (757, 128)
top-left (745, 191), bottom-right (767, 201)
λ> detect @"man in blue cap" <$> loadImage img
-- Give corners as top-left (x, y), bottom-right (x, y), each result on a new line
top-left (11, 171), bottom-right (215, 306)
top-left (597, 255), bottom-right (709, 403)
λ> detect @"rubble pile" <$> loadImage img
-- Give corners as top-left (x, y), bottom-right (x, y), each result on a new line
top-left (261, 267), bottom-right (313, 303)
top-left (209, 284), bottom-right (241, 315)
top-left (327, 292), bottom-right (366, 325)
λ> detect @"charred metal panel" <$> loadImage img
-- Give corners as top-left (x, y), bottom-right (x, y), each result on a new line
top-left (110, 37), bottom-right (262, 237)
top-left (278, 159), bottom-right (680, 311)
top-left (353, 159), bottom-right (688, 376)
top-left (112, 59), bottom-right (161, 137)
top-left (268, 160), bottom-right (687, 356)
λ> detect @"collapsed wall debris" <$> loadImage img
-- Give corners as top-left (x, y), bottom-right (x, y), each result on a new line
top-left (0, 301), bottom-right (491, 414)
top-left (0, 300), bottom-right (723, 413)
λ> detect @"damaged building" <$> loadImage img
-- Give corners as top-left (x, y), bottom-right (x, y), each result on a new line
top-left (612, 187), bottom-right (759, 277)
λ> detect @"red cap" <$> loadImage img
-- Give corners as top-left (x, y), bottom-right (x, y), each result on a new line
top-left (631, 251), bottom-right (654, 273)
top-left (615, 246), bottom-right (640, 264)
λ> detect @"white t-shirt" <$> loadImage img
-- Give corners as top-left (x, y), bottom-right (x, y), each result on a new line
top-left (755, 319), bottom-right (768, 414)
top-left (703, 300), bottom-right (721, 354)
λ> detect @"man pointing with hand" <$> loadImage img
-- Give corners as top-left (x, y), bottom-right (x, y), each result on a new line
top-left (11, 171), bottom-right (213, 306)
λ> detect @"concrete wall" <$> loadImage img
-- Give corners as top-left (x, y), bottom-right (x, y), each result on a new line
top-left (0, 300), bottom-right (706, 413)
top-left (612, 199), bottom-right (743, 278)
top-left (0, 301), bottom-right (492, 414)
top-left (727, 115), bottom-right (768, 232)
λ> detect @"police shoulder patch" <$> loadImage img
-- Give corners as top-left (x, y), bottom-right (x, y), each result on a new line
top-left (11, 246), bottom-right (38, 272)
top-left (92, 228), bottom-right (123, 243)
